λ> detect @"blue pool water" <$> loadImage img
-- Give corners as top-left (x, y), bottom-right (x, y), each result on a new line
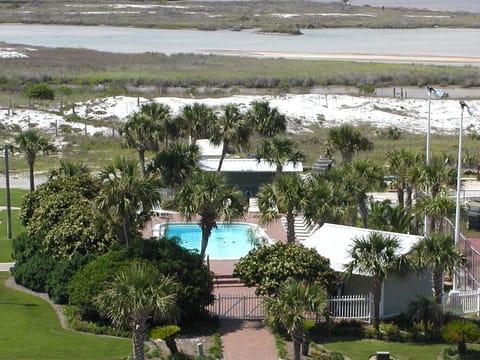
top-left (161, 223), bottom-right (263, 259)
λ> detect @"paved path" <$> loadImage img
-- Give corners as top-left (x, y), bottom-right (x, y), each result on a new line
top-left (221, 319), bottom-right (277, 360)
top-left (0, 262), bottom-right (14, 272)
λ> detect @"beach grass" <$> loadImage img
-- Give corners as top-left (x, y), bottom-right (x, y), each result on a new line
top-left (0, 272), bottom-right (131, 360)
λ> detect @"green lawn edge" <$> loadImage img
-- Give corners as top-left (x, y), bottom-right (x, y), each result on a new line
top-left (0, 272), bottom-right (131, 360)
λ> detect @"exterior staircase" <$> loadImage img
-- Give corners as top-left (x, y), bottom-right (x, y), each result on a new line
top-left (281, 214), bottom-right (319, 241)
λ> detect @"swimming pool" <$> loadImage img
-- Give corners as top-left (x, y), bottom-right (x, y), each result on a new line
top-left (153, 222), bottom-right (269, 259)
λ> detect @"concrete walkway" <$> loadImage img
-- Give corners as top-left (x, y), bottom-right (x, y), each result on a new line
top-left (0, 262), bottom-right (14, 272)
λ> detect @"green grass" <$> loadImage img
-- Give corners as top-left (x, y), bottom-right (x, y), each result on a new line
top-left (0, 210), bottom-right (26, 262)
top-left (0, 272), bottom-right (131, 360)
top-left (0, 188), bottom-right (29, 207)
top-left (323, 338), bottom-right (480, 360)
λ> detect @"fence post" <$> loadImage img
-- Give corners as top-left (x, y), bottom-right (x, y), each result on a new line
top-left (477, 289), bottom-right (480, 316)
top-left (242, 296), bottom-right (246, 320)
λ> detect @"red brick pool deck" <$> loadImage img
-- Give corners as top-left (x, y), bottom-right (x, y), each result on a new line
top-left (143, 212), bottom-right (284, 360)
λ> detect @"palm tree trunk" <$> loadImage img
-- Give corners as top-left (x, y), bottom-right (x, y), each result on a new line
top-left (358, 198), bottom-right (368, 228)
top-left (432, 268), bottom-right (444, 303)
top-left (396, 186), bottom-right (404, 207)
top-left (372, 278), bottom-right (382, 332)
top-left (133, 323), bottom-right (145, 360)
top-left (286, 211), bottom-right (296, 243)
top-left (28, 161), bottom-right (35, 192)
top-left (293, 339), bottom-right (302, 360)
top-left (217, 144), bottom-right (227, 172)
top-left (200, 226), bottom-right (212, 257)
top-left (406, 185), bottom-right (413, 207)
top-left (138, 149), bottom-right (146, 177)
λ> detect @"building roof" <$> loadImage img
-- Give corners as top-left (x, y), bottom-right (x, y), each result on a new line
top-left (196, 139), bottom-right (223, 158)
top-left (199, 158), bottom-right (303, 173)
top-left (301, 223), bottom-right (422, 273)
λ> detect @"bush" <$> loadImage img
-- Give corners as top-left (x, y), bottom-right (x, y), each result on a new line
top-left (11, 252), bottom-right (54, 292)
top-left (24, 83), bottom-right (55, 100)
top-left (379, 322), bottom-right (402, 342)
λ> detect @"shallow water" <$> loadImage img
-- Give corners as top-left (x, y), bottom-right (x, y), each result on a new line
top-left (1, 24), bottom-right (480, 63)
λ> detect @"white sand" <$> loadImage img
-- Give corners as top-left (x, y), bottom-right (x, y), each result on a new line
top-left (1, 93), bottom-right (479, 137)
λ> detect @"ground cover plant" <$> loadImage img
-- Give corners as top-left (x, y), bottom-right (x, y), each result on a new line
top-left (0, 272), bottom-right (131, 360)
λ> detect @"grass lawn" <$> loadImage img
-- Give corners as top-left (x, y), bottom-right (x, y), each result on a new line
top-left (0, 272), bottom-right (131, 360)
top-left (0, 188), bottom-right (29, 207)
top-left (322, 338), bottom-right (480, 360)
top-left (0, 210), bottom-right (25, 262)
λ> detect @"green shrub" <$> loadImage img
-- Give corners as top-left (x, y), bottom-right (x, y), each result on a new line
top-left (24, 83), bottom-right (55, 100)
top-left (207, 332), bottom-right (223, 359)
top-left (11, 251), bottom-right (54, 292)
top-left (274, 332), bottom-right (288, 360)
top-left (442, 320), bottom-right (480, 356)
top-left (358, 84), bottom-right (376, 95)
top-left (379, 322), bottom-right (402, 342)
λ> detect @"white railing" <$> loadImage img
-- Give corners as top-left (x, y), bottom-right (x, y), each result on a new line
top-left (207, 294), bottom-right (372, 321)
top-left (443, 289), bottom-right (480, 316)
top-left (328, 294), bottom-right (372, 321)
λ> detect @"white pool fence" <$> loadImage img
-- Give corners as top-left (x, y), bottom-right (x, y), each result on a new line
top-left (207, 293), bottom-right (372, 321)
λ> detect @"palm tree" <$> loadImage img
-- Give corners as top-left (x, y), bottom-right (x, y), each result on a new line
top-left (339, 159), bottom-right (384, 228)
top-left (120, 112), bottom-right (160, 177)
top-left (148, 142), bottom-right (200, 189)
top-left (368, 199), bottom-right (415, 234)
top-left (386, 149), bottom-right (418, 207)
top-left (174, 171), bottom-right (245, 257)
top-left (344, 232), bottom-right (408, 331)
top-left (406, 295), bottom-right (443, 338)
top-left (257, 173), bottom-right (307, 243)
top-left (178, 103), bottom-right (216, 140)
top-left (14, 128), bottom-right (56, 192)
top-left (246, 100), bottom-right (286, 137)
top-left (442, 320), bottom-right (480, 356)
top-left (327, 124), bottom-right (373, 163)
top-left (255, 136), bottom-right (304, 175)
top-left (409, 233), bottom-right (466, 303)
top-left (210, 103), bottom-right (251, 172)
top-left (95, 260), bottom-right (178, 360)
top-left (303, 174), bottom-right (348, 226)
top-left (415, 193), bottom-right (455, 233)
top-left (95, 157), bottom-right (162, 246)
top-left (140, 102), bottom-right (171, 148)
top-left (48, 160), bottom-right (90, 180)
top-left (264, 278), bottom-right (326, 360)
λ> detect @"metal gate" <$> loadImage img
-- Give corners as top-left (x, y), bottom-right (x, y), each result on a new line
top-left (207, 294), bottom-right (265, 319)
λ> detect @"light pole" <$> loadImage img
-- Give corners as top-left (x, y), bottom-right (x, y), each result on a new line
top-left (3, 144), bottom-right (12, 239)
top-left (453, 101), bottom-right (477, 291)
top-left (425, 86), bottom-right (443, 234)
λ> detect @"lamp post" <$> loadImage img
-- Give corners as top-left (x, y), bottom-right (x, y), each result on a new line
top-left (3, 144), bottom-right (12, 239)
top-left (453, 101), bottom-right (474, 291)
top-left (425, 86), bottom-right (443, 235)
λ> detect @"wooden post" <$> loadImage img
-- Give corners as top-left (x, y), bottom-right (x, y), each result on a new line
top-left (8, 98), bottom-right (11, 116)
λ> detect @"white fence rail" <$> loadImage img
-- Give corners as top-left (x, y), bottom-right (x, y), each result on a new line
top-left (207, 294), bottom-right (372, 321)
top-left (444, 289), bottom-right (480, 316)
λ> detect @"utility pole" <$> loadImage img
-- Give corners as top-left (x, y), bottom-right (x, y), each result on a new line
top-left (4, 145), bottom-right (12, 239)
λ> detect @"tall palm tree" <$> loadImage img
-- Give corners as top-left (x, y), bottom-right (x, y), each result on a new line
top-left (95, 260), bottom-right (178, 360)
top-left (327, 124), bottom-right (373, 163)
top-left (120, 112), bottom-right (160, 177)
top-left (264, 278), bottom-right (326, 360)
top-left (368, 199), bottom-right (415, 234)
top-left (344, 232), bottom-right (408, 331)
top-left (148, 142), bottom-right (200, 189)
top-left (178, 103), bottom-right (216, 141)
top-left (255, 136), bottom-right (304, 175)
top-left (14, 128), bottom-right (56, 192)
top-left (257, 173), bottom-right (307, 243)
top-left (246, 100), bottom-right (286, 137)
top-left (210, 103), bottom-right (251, 172)
top-left (174, 171), bottom-right (245, 257)
top-left (409, 232), bottom-right (466, 303)
top-left (95, 157), bottom-right (162, 246)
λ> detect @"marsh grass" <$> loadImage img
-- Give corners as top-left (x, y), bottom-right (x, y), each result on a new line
top-left (0, 0), bottom-right (479, 30)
